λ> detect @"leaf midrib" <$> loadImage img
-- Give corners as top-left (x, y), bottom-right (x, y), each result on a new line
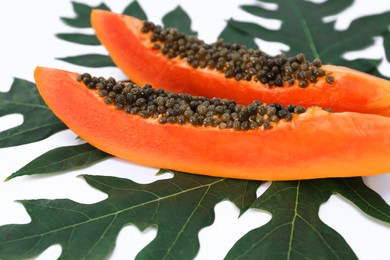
top-left (288, 0), bottom-right (319, 58)
top-left (287, 181), bottom-right (300, 260)
top-left (1, 100), bottom-right (49, 110)
top-left (14, 149), bottom-right (103, 175)
top-left (0, 122), bottom-right (65, 142)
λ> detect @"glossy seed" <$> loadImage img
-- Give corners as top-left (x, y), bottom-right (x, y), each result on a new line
top-left (167, 116), bottom-right (176, 123)
top-left (241, 121), bottom-right (250, 130)
top-left (219, 122), bottom-right (227, 129)
top-left (139, 110), bottom-right (150, 118)
top-left (104, 97), bottom-right (113, 104)
top-left (178, 115), bottom-right (186, 124)
top-left (203, 117), bottom-right (213, 126)
top-left (197, 105), bottom-right (208, 115)
top-left (232, 120), bottom-right (241, 130)
top-left (263, 119), bottom-right (271, 129)
top-left (160, 116), bottom-right (167, 124)
top-left (326, 76), bottom-right (334, 84)
top-left (294, 106), bottom-right (306, 114)
top-left (285, 113), bottom-right (293, 121)
top-left (299, 80), bottom-right (308, 88)
top-left (277, 108), bottom-right (289, 118)
top-left (266, 106), bottom-right (276, 117)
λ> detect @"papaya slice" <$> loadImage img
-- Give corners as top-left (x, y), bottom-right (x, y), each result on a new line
top-left (91, 9), bottom-right (390, 116)
top-left (34, 66), bottom-right (390, 181)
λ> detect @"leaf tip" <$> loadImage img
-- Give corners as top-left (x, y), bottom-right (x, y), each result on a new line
top-left (76, 174), bottom-right (87, 179)
top-left (156, 168), bottom-right (168, 175)
top-left (3, 174), bottom-right (14, 182)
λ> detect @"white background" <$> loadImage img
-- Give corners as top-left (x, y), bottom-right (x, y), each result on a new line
top-left (1, 0), bottom-right (390, 259)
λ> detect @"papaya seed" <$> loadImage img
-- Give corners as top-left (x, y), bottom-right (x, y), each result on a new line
top-left (166, 116), bottom-right (176, 123)
top-left (326, 76), bottom-right (334, 84)
top-left (294, 106), bottom-right (306, 114)
top-left (232, 120), bottom-right (241, 130)
top-left (159, 116), bottom-right (168, 124)
top-left (263, 119), bottom-right (271, 129)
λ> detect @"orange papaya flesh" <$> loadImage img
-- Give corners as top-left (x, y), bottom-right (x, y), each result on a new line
top-left (91, 9), bottom-right (390, 117)
top-left (34, 66), bottom-right (390, 181)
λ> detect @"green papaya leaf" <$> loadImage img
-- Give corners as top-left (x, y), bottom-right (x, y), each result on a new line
top-left (218, 19), bottom-right (258, 49)
top-left (0, 78), bottom-right (67, 148)
top-left (123, 0), bottom-right (148, 20)
top-left (57, 1), bottom-right (147, 47)
top-left (61, 1), bottom-right (110, 28)
top-left (236, 0), bottom-right (390, 77)
top-left (57, 54), bottom-right (115, 67)
top-left (162, 6), bottom-right (197, 36)
top-left (341, 58), bottom-right (388, 79)
top-left (226, 178), bottom-right (390, 259)
top-left (383, 32), bottom-right (390, 63)
top-left (0, 172), bottom-right (260, 259)
top-left (5, 143), bottom-right (111, 181)
top-left (56, 33), bottom-right (100, 45)
top-left (334, 178), bottom-right (390, 223)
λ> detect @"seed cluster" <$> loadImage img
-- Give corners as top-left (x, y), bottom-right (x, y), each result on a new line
top-left (141, 21), bottom-right (334, 88)
top-left (77, 73), bottom-right (316, 131)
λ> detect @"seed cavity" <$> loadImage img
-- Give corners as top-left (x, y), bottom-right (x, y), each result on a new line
top-left (77, 74), bottom-right (331, 131)
top-left (141, 21), bottom-right (334, 88)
